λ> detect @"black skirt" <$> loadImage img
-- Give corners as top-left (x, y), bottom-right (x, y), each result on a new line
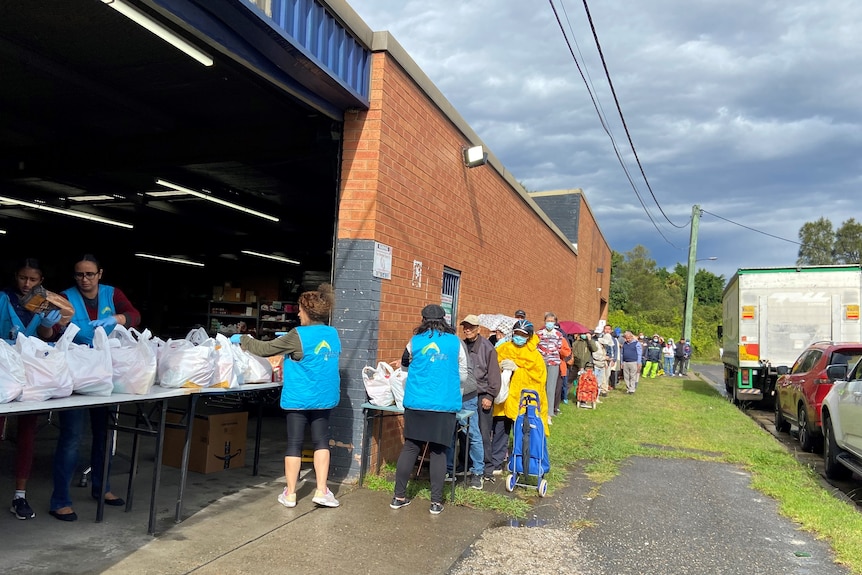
top-left (403, 408), bottom-right (456, 446)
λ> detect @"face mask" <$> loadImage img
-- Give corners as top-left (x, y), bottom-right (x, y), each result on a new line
top-left (545, 322), bottom-right (555, 331)
top-left (580, 334), bottom-right (587, 340)
top-left (512, 335), bottom-right (528, 346)
top-left (653, 338), bottom-right (659, 342)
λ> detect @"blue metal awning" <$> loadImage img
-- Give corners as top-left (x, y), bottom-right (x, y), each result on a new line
top-left (150, 0), bottom-right (371, 119)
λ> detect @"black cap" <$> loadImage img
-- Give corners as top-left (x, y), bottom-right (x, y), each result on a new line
top-left (514, 309), bottom-right (526, 318)
top-left (421, 304), bottom-right (446, 320)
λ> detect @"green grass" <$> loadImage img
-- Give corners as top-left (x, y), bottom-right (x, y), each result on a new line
top-left (363, 376), bottom-right (862, 572)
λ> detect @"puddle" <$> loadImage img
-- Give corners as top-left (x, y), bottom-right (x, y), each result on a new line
top-left (505, 517), bottom-right (550, 528)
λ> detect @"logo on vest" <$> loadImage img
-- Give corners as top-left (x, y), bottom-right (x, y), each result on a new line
top-left (420, 342), bottom-right (447, 362)
top-left (314, 339), bottom-right (337, 360)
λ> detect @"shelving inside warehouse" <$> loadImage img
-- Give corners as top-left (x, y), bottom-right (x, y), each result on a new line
top-left (258, 300), bottom-right (299, 339)
top-left (207, 300), bottom-right (260, 336)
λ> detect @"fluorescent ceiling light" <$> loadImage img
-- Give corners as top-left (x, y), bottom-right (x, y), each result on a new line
top-left (134, 253), bottom-right (205, 267)
top-left (0, 195), bottom-right (134, 229)
top-left (101, 0), bottom-right (214, 66)
top-left (0, 229), bottom-right (6, 235)
top-left (155, 179), bottom-right (279, 222)
top-left (145, 190), bottom-right (190, 198)
top-left (241, 250), bottom-right (300, 265)
top-left (67, 195), bottom-right (115, 202)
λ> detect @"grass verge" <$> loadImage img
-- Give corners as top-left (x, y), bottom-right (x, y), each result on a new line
top-left (363, 375), bottom-right (862, 572)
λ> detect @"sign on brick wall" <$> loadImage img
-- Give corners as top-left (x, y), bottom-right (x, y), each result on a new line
top-left (373, 242), bottom-right (392, 279)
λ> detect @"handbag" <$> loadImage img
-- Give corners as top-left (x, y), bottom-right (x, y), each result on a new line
top-left (362, 362), bottom-right (395, 406)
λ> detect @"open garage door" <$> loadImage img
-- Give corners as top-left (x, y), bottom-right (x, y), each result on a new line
top-left (0, 1), bottom-right (345, 338)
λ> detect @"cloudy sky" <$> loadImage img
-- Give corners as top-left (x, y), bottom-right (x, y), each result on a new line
top-left (350, 0), bottom-right (862, 281)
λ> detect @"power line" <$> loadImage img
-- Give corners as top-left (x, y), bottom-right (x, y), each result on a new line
top-left (579, 0), bottom-right (687, 230)
top-left (700, 209), bottom-right (802, 245)
top-left (547, 0), bottom-right (681, 248)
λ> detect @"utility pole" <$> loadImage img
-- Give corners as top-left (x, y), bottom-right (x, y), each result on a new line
top-left (683, 205), bottom-right (701, 343)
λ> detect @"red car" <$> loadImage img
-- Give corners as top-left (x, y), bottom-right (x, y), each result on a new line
top-left (774, 341), bottom-right (862, 452)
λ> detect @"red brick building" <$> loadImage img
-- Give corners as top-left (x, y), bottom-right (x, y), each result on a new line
top-left (334, 33), bottom-right (611, 474)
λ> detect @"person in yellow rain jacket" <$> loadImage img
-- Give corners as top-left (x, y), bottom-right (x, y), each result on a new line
top-left (488, 319), bottom-right (548, 477)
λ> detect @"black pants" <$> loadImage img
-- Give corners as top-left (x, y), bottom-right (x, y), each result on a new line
top-left (477, 400), bottom-right (493, 476)
top-left (395, 438), bottom-right (446, 504)
top-left (490, 416), bottom-right (513, 470)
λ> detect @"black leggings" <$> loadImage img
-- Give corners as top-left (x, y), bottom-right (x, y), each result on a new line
top-left (395, 438), bottom-right (447, 504)
top-left (284, 410), bottom-right (331, 457)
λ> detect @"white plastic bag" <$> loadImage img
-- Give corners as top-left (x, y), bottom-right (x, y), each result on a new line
top-left (158, 338), bottom-right (216, 388)
top-left (186, 326), bottom-right (210, 346)
top-left (0, 339), bottom-right (24, 403)
top-left (16, 331), bottom-right (74, 402)
top-left (362, 362), bottom-right (395, 407)
top-left (230, 344), bottom-right (272, 384)
top-left (65, 325), bottom-right (114, 396)
top-left (391, 367), bottom-right (407, 410)
top-left (495, 369), bottom-right (513, 404)
top-left (109, 325), bottom-right (157, 395)
top-left (211, 334), bottom-right (239, 389)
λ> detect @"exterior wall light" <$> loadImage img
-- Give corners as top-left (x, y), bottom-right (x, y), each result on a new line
top-left (463, 145), bottom-right (488, 168)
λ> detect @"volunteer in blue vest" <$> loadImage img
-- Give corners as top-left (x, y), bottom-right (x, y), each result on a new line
top-left (50, 254), bottom-right (141, 521)
top-left (389, 304), bottom-right (467, 515)
top-left (233, 282), bottom-right (342, 509)
top-left (0, 258), bottom-right (64, 519)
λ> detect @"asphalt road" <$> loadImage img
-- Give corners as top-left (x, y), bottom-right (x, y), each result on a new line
top-left (694, 363), bottom-right (862, 507)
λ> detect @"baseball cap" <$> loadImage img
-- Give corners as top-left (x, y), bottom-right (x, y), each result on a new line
top-left (421, 304), bottom-right (446, 320)
top-left (460, 314), bottom-right (480, 326)
top-left (514, 309), bottom-right (526, 318)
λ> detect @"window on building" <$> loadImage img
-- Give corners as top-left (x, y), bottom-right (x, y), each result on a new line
top-left (441, 267), bottom-right (461, 327)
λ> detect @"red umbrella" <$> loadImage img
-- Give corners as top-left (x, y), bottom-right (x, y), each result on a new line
top-left (558, 320), bottom-right (590, 334)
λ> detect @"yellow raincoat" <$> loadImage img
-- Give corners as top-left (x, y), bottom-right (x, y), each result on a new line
top-left (493, 335), bottom-right (549, 436)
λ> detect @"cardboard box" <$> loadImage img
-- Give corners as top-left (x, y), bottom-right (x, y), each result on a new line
top-left (162, 410), bottom-right (248, 474)
top-left (245, 290), bottom-right (256, 303)
top-left (222, 288), bottom-right (242, 302)
top-left (212, 285), bottom-right (224, 301)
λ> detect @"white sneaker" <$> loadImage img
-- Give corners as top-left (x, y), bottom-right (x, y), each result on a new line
top-left (277, 488), bottom-right (296, 508)
top-left (312, 488), bottom-right (340, 508)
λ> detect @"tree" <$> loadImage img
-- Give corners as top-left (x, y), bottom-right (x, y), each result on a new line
top-left (797, 217), bottom-right (834, 265)
top-left (834, 218), bottom-right (862, 264)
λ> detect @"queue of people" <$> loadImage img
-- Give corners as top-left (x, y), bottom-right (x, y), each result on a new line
top-left (4, 273), bottom-right (699, 522)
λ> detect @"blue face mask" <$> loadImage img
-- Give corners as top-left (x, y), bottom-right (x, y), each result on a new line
top-left (512, 335), bottom-right (528, 346)
top-left (545, 322), bottom-right (555, 331)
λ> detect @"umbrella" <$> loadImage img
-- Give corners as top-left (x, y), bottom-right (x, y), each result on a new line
top-left (477, 313), bottom-right (518, 331)
top-left (559, 320), bottom-right (590, 334)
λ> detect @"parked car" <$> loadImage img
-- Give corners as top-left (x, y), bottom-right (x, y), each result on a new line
top-left (821, 359), bottom-right (862, 480)
top-left (774, 341), bottom-right (862, 452)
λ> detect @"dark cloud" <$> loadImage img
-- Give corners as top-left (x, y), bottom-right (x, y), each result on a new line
top-left (353, 0), bottom-right (862, 280)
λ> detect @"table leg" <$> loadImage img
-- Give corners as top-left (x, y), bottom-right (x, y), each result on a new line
top-left (96, 407), bottom-right (113, 523)
top-left (149, 399), bottom-right (167, 535)
top-left (359, 409), bottom-right (371, 487)
top-left (175, 394), bottom-right (198, 523)
top-left (253, 399), bottom-right (263, 476)
top-left (126, 422), bottom-right (140, 511)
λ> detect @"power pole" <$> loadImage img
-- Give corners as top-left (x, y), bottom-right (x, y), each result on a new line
top-left (683, 205), bottom-right (701, 343)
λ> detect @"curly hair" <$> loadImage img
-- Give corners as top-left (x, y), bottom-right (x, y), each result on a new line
top-left (298, 282), bottom-right (335, 324)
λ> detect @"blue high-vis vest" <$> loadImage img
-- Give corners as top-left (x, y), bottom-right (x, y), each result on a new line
top-left (280, 324), bottom-right (341, 410)
top-left (403, 331), bottom-right (462, 413)
top-left (62, 285), bottom-right (116, 345)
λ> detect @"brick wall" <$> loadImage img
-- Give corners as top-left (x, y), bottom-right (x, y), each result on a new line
top-left (333, 51), bottom-right (611, 481)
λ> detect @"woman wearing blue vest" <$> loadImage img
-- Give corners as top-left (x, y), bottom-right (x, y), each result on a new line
top-left (50, 254), bottom-right (141, 521)
top-left (0, 258), bottom-right (63, 519)
top-left (234, 283), bottom-right (342, 509)
top-left (389, 304), bottom-right (467, 515)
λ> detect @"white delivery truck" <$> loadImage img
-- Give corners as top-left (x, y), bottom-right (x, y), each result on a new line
top-left (721, 265), bottom-right (862, 405)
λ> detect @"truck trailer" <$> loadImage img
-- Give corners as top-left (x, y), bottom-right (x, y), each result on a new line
top-left (721, 265), bottom-right (862, 405)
